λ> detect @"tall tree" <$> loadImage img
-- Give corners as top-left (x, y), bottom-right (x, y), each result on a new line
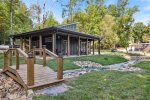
top-left (0, 0), bottom-right (32, 44)
top-left (10, 0), bottom-right (13, 35)
top-left (96, 14), bottom-right (119, 49)
top-left (37, 11), bottom-right (59, 28)
top-left (59, 0), bottom-right (84, 23)
top-left (30, 0), bottom-right (41, 29)
top-left (30, 0), bottom-right (58, 29)
top-left (132, 22), bottom-right (146, 43)
top-left (115, 0), bottom-right (138, 51)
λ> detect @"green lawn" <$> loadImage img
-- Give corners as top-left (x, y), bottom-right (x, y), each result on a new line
top-left (45, 55), bottom-right (127, 71)
top-left (0, 54), bottom-right (127, 71)
top-left (33, 70), bottom-right (150, 100)
top-left (125, 52), bottom-right (144, 56)
top-left (134, 61), bottom-right (150, 71)
top-left (0, 53), bottom-right (25, 69)
top-left (0, 54), bottom-right (4, 68)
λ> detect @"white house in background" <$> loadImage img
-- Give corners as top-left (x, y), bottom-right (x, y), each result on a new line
top-left (128, 43), bottom-right (150, 52)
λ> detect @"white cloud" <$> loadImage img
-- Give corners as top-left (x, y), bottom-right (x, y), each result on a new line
top-left (144, 6), bottom-right (150, 11)
top-left (134, 13), bottom-right (150, 25)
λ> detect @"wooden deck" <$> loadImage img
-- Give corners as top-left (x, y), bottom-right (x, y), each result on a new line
top-left (4, 64), bottom-right (64, 89)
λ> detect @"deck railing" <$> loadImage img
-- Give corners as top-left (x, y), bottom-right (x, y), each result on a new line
top-left (3, 48), bottom-right (34, 86)
top-left (3, 46), bottom-right (63, 86)
top-left (32, 46), bottom-right (63, 80)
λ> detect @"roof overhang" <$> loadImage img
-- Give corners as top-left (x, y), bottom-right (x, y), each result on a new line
top-left (10, 27), bottom-right (100, 40)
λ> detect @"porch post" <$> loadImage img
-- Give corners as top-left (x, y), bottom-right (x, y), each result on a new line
top-left (29, 36), bottom-right (32, 51)
top-left (10, 37), bottom-right (13, 47)
top-left (24, 38), bottom-right (26, 50)
top-left (52, 33), bottom-right (56, 53)
top-left (13, 38), bottom-right (15, 47)
top-left (86, 38), bottom-right (88, 55)
top-left (67, 34), bottom-right (70, 56)
top-left (89, 41), bottom-right (91, 54)
top-left (23, 38), bottom-right (25, 50)
top-left (78, 36), bottom-right (80, 56)
top-left (93, 40), bottom-right (95, 55)
top-left (39, 35), bottom-right (42, 56)
top-left (98, 39), bottom-right (100, 55)
top-left (20, 38), bottom-right (23, 50)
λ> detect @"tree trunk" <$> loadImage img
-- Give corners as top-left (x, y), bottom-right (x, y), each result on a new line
top-left (125, 47), bottom-right (128, 53)
top-left (10, 0), bottom-right (13, 35)
top-left (36, 0), bottom-right (40, 29)
top-left (43, 0), bottom-right (47, 28)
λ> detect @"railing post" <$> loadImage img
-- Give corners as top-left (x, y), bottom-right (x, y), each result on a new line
top-left (42, 45), bottom-right (46, 67)
top-left (9, 50), bottom-right (12, 66)
top-left (33, 46), bottom-right (36, 63)
top-left (27, 52), bottom-right (34, 86)
top-left (16, 49), bottom-right (19, 70)
top-left (4, 53), bottom-right (8, 70)
top-left (9, 45), bottom-right (13, 66)
top-left (57, 56), bottom-right (63, 80)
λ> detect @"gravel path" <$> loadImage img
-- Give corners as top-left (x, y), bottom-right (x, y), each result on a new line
top-left (63, 60), bottom-right (143, 79)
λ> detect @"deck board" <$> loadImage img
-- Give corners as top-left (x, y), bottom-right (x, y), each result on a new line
top-left (9, 64), bottom-right (63, 89)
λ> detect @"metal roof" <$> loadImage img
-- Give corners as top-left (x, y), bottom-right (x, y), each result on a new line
top-left (11, 26), bottom-right (100, 40)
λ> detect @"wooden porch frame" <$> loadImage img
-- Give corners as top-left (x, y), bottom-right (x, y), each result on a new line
top-left (67, 34), bottom-right (70, 56)
top-left (78, 36), bottom-right (80, 56)
top-left (93, 40), bottom-right (95, 55)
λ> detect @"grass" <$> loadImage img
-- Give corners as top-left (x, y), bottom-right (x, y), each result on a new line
top-left (33, 70), bottom-right (150, 100)
top-left (0, 53), bottom-right (127, 71)
top-left (126, 53), bottom-right (143, 56)
top-left (134, 61), bottom-right (150, 71)
top-left (0, 53), bottom-right (25, 69)
top-left (44, 55), bottom-right (128, 71)
top-left (0, 54), bottom-right (4, 68)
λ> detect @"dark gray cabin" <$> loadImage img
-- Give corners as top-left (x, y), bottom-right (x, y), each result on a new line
top-left (11, 23), bottom-right (101, 56)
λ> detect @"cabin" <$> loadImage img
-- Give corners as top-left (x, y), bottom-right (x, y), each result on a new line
top-left (4, 23), bottom-right (102, 90)
top-left (11, 23), bottom-right (101, 56)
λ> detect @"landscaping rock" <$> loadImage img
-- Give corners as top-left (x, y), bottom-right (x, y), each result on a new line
top-left (64, 60), bottom-right (144, 80)
top-left (0, 71), bottom-right (27, 99)
top-left (73, 61), bottom-right (102, 68)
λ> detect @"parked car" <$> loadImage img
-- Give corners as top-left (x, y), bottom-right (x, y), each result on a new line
top-left (111, 49), bottom-right (117, 52)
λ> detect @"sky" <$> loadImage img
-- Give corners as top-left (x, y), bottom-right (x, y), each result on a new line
top-left (22, 0), bottom-right (150, 25)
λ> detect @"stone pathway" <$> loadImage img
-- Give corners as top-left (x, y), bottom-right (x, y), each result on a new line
top-left (63, 60), bottom-right (143, 79)
top-left (103, 60), bottom-right (143, 72)
top-left (34, 83), bottom-right (72, 96)
top-left (73, 61), bottom-right (102, 68)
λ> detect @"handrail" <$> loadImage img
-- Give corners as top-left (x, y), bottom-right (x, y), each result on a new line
top-left (3, 48), bottom-right (35, 86)
top-left (45, 49), bottom-right (58, 58)
top-left (34, 48), bottom-right (44, 51)
top-left (4, 49), bottom-right (10, 55)
top-left (17, 48), bottom-right (28, 58)
top-left (44, 48), bottom-right (63, 79)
